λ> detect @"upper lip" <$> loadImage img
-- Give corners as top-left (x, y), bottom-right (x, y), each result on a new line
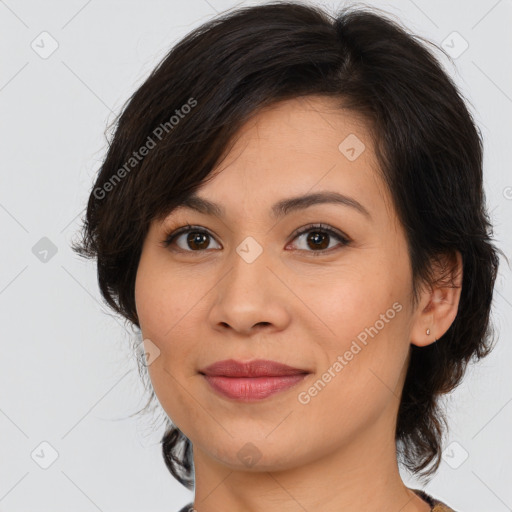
top-left (199, 359), bottom-right (311, 377)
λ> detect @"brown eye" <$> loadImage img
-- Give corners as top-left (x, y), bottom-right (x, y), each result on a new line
top-left (289, 224), bottom-right (350, 255)
top-left (185, 231), bottom-right (211, 250)
top-left (162, 223), bottom-right (350, 255)
top-left (162, 225), bottom-right (221, 252)
top-left (305, 231), bottom-right (330, 250)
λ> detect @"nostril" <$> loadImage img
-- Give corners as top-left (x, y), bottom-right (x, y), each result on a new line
top-left (255, 322), bottom-right (271, 327)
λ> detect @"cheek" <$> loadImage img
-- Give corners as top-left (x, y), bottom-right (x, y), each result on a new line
top-left (294, 323), bottom-right (409, 456)
top-left (135, 279), bottom-right (199, 371)
top-left (296, 269), bottom-right (410, 406)
top-left (136, 274), bottom-right (205, 432)
top-left (300, 265), bottom-right (403, 347)
top-left (135, 253), bottom-right (199, 340)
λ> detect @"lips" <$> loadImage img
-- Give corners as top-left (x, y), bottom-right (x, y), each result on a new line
top-left (199, 358), bottom-right (310, 377)
top-left (199, 359), bottom-right (311, 401)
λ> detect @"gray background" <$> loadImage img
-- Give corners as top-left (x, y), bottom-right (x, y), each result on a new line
top-left (1, 0), bottom-right (511, 511)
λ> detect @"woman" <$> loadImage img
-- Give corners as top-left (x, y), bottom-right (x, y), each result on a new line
top-left (73, 2), bottom-right (501, 511)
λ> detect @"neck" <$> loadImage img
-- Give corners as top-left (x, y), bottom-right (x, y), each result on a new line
top-left (189, 411), bottom-right (431, 512)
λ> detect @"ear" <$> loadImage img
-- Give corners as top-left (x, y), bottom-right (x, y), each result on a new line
top-left (410, 251), bottom-right (463, 347)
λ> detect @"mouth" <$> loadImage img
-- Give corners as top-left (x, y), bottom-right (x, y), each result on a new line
top-left (199, 359), bottom-right (311, 401)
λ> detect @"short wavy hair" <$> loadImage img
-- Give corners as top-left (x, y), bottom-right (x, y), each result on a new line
top-left (72, 0), bottom-right (502, 488)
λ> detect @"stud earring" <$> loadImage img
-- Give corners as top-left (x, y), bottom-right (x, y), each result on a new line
top-left (426, 328), bottom-right (431, 335)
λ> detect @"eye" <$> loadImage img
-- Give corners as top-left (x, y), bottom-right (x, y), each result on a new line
top-left (287, 223), bottom-right (350, 256)
top-left (161, 223), bottom-right (350, 255)
top-left (161, 224), bottom-right (220, 252)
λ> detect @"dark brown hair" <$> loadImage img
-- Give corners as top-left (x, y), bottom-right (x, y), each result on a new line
top-left (72, 0), bottom-right (502, 488)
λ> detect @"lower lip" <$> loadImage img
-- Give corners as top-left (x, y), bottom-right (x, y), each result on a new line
top-left (202, 374), bottom-right (309, 401)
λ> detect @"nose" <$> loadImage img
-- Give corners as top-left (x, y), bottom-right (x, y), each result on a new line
top-left (207, 244), bottom-right (291, 336)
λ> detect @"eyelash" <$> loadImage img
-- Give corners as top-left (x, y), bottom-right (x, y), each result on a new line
top-left (160, 223), bottom-right (351, 256)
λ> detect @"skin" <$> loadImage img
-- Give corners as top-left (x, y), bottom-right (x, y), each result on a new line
top-left (134, 95), bottom-right (463, 512)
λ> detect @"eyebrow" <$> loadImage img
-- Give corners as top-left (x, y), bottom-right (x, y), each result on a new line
top-left (176, 190), bottom-right (372, 220)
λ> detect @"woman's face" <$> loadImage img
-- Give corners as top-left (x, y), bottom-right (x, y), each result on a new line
top-left (135, 96), bottom-right (423, 473)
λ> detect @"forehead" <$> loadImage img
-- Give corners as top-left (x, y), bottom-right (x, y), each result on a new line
top-left (191, 95), bottom-right (394, 223)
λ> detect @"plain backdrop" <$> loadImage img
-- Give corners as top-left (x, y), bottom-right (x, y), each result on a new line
top-left (1, 0), bottom-right (511, 511)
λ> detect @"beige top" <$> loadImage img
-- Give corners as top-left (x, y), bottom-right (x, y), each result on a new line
top-left (178, 489), bottom-right (457, 511)
top-left (412, 488), bottom-right (457, 511)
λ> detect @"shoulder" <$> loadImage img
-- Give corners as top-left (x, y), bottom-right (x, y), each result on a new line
top-left (178, 494), bottom-right (460, 512)
top-left (431, 499), bottom-right (458, 512)
top-left (432, 501), bottom-right (458, 512)
top-left (411, 488), bottom-right (458, 512)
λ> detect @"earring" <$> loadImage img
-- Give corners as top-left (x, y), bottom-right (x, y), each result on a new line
top-left (426, 328), bottom-right (431, 335)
